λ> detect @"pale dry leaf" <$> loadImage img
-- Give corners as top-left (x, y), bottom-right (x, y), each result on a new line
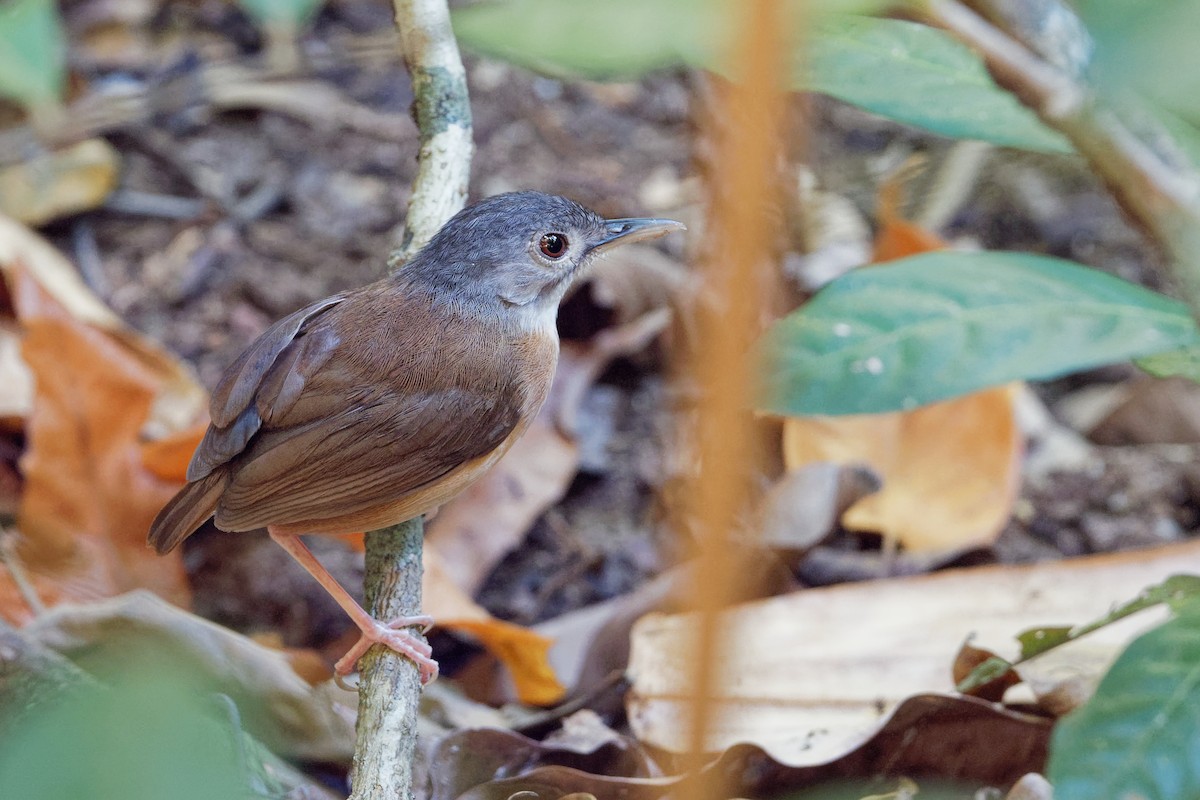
top-left (1005, 773), bottom-right (1054, 800)
top-left (757, 462), bottom-right (881, 556)
top-left (626, 540), bottom-right (1200, 763)
top-left (0, 140), bottom-right (120, 226)
top-left (784, 166), bottom-right (871, 292)
top-left (782, 384), bottom-right (1023, 552)
top-left (0, 213), bottom-right (118, 326)
top-left (0, 324), bottom-right (32, 420)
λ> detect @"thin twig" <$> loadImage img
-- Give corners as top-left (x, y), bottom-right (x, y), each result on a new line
top-left (0, 526), bottom-right (47, 617)
top-left (919, 0), bottom-right (1200, 318)
top-left (0, 38), bottom-right (417, 166)
top-left (387, 0), bottom-right (474, 265)
top-left (349, 1), bottom-right (473, 798)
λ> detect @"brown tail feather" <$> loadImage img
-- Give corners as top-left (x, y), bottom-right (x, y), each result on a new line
top-left (148, 471), bottom-right (228, 554)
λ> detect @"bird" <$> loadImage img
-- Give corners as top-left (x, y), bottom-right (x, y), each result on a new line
top-left (148, 191), bottom-right (685, 684)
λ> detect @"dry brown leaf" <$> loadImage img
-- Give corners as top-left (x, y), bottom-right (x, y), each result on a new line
top-left (429, 724), bottom-right (662, 800)
top-left (626, 540), bottom-right (1200, 763)
top-left (1, 268), bottom-right (191, 622)
top-left (871, 171), bottom-right (946, 262)
top-left (952, 641), bottom-right (1020, 702)
top-left (424, 546), bottom-right (565, 706)
top-left (427, 310), bottom-right (669, 594)
top-left (139, 423), bottom-right (206, 482)
top-left (0, 140), bottom-right (121, 226)
top-left (0, 213), bottom-right (205, 433)
top-left (430, 695), bottom-right (1047, 800)
top-left (782, 384), bottom-right (1023, 551)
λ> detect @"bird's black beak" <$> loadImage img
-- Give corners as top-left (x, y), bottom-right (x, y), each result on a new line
top-left (589, 217), bottom-right (686, 255)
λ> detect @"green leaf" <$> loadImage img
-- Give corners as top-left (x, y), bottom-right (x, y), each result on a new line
top-left (1015, 626), bottom-right (1073, 659)
top-left (801, 16), bottom-right (1071, 153)
top-left (1019, 576), bottom-right (1200, 660)
top-left (453, 0), bottom-right (897, 80)
top-left (453, 3), bottom-right (1067, 152)
top-left (1137, 345), bottom-right (1200, 383)
top-left (0, 0), bottom-right (67, 110)
top-left (236, 0), bottom-right (325, 32)
top-left (757, 251), bottom-right (1200, 416)
top-left (959, 576), bottom-right (1200, 694)
top-left (955, 655), bottom-right (1015, 694)
top-left (1076, 0), bottom-right (1200, 125)
top-left (1048, 598), bottom-right (1200, 800)
top-left (0, 659), bottom-right (249, 800)
top-left (453, 0), bottom-right (716, 80)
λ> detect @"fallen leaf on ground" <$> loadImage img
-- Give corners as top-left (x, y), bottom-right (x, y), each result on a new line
top-left (0, 213), bottom-right (205, 433)
top-left (626, 540), bottom-right (1200, 763)
top-left (139, 423), bottom-right (206, 482)
top-left (428, 723), bottom-right (662, 800)
top-left (783, 384), bottom-right (1022, 551)
top-left (0, 267), bottom-right (193, 622)
top-left (0, 139), bottom-right (120, 226)
top-left (430, 695), bottom-right (1047, 800)
top-left (757, 462), bottom-right (881, 557)
top-left (871, 171), bottom-right (946, 262)
top-left (424, 546), bottom-right (565, 706)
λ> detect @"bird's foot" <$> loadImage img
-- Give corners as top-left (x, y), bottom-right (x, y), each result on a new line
top-left (335, 614), bottom-right (438, 684)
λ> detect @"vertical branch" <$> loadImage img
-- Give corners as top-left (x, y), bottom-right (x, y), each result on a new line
top-left (350, 523), bottom-right (426, 800)
top-left (684, 0), bottom-right (787, 781)
top-left (390, 0), bottom-right (474, 265)
top-left (353, 1), bottom-right (472, 798)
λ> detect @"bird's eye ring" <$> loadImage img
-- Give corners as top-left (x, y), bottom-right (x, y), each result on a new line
top-left (539, 233), bottom-right (568, 259)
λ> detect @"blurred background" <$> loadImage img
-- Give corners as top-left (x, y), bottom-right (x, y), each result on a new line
top-left (2, 1), bottom-right (1200, 798)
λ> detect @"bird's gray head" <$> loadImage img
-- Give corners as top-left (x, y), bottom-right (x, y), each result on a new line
top-left (402, 191), bottom-right (684, 323)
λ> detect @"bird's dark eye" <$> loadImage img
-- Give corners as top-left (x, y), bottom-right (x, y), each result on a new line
top-left (539, 233), bottom-right (568, 259)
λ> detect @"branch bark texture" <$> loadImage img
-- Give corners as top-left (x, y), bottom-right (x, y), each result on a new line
top-left (390, 0), bottom-right (474, 265)
top-left (351, 0), bottom-right (473, 797)
top-left (349, 522), bottom-right (427, 799)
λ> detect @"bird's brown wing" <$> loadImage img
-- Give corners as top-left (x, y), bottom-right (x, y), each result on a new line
top-left (190, 283), bottom-right (532, 532)
top-left (213, 384), bottom-right (521, 531)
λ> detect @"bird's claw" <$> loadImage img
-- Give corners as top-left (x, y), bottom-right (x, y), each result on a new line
top-left (335, 615), bottom-right (439, 685)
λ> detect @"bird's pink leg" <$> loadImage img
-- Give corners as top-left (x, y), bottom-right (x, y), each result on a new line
top-left (268, 527), bottom-right (438, 684)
